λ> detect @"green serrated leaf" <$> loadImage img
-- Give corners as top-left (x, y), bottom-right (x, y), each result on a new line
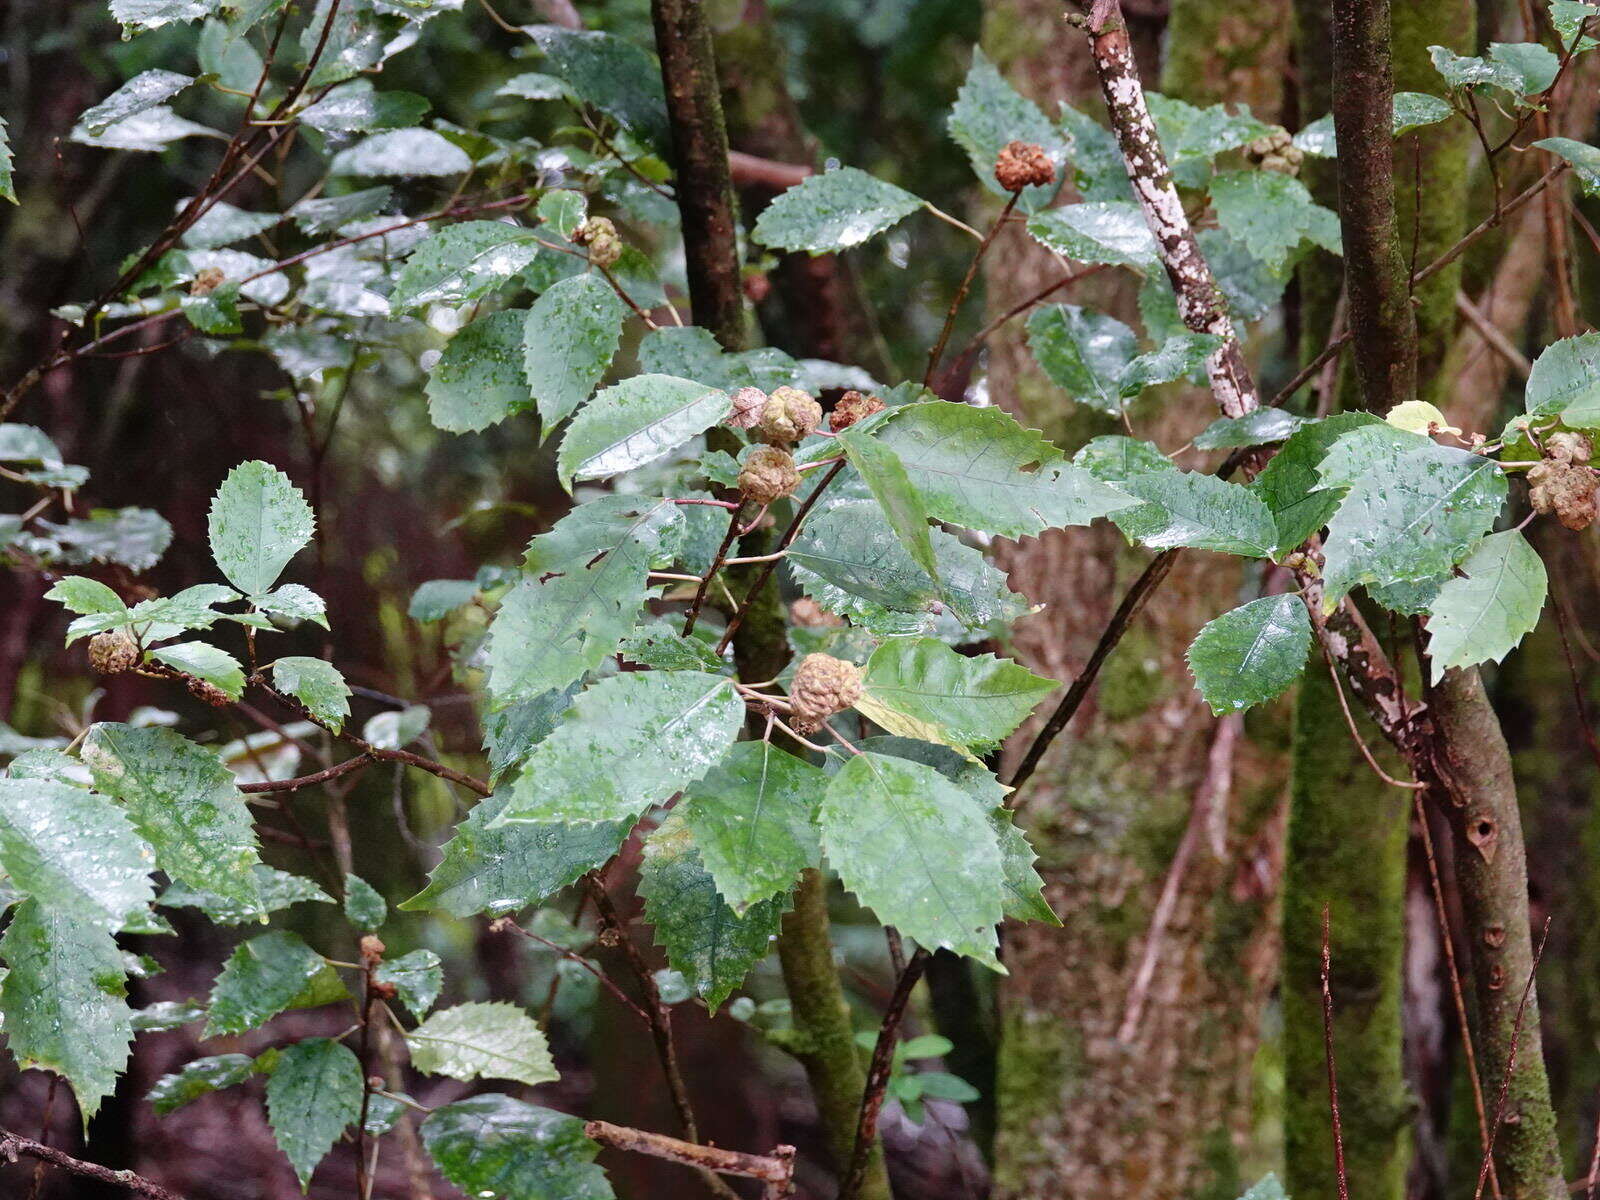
top-left (265, 1038), bottom-right (364, 1189)
top-left (991, 809), bottom-right (1058, 925)
top-left (839, 428), bottom-right (939, 583)
top-left (1535, 136), bottom-right (1600, 196)
top-left (208, 461), bottom-right (315, 596)
top-left (820, 753), bottom-right (1004, 967)
top-left (81, 724), bottom-right (259, 905)
top-left (272, 657), bottom-right (351, 732)
top-left (1194, 409), bottom-right (1304, 450)
top-left (1026, 201), bottom-right (1161, 271)
top-left (401, 791), bottom-right (628, 917)
top-left (1210, 170), bottom-right (1331, 269)
top-left (149, 1053), bottom-right (255, 1114)
top-left (297, 80), bottom-right (429, 133)
top-left (148, 641), bottom-right (245, 700)
top-left (0, 117), bottom-right (14, 205)
top-left (0, 777), bottom-right (154, 929)
top-left (427, 311), bottom-right (532, 434)
top-left (111, 0), bottom-right (216, 35)
top-left (557, 374), bottom-right (730, 489)
top-left (1186, 594), bottom-right (1312, 714)
top-left (408, 1001), bottom-right (556, 1086)
top-left (856, 638), bottom-right (1056, 757)
top-left (639, 814), bottom-right (785, 1008)
top-left (871, 401), bottom-right (1132, 537)
top-left (328, 129), bottom-right (472, 178)
top-left (522, 274), bottom-right (629, 430)
top-left (619, 620), bottom-right (727, 673)
top-left (1321, 443), bottom-right (1507, 606)
top-left (1118, 332), bottom-right (1223, 397)
top-left (78, 69), bottom-right (195, 137)
top-left (204, 931), bottom-right (349, 1037)
top-left (1026, 304), bottom-right (1138, 413)
top-left (160, 865), bottom-right (332, 925)
top-left (421, 1093), bottom-right (614, 1200)
top-left (1426, 530), bottom-right (1547, 681)
top-left (497, 671), bottom-right (744, 824)
top-left (752, 167), bottom-right (923, 254)
top-left (391, 222), bottom-right (542, 312)
top-left (1110, 470), bottom-right (1279, 558)
top-left (1249, 412), bottom-right (1382, 550)
top-left (1523, 332), bottom-right (1600, 426)
top-left (947, 48), bottom-right (1065, 210)
top-left (681, 741), bottom-right (822, 913)
top-left (486, 497), bottom-right (681, 707)
top-left (376, 948), bottom-right (442, 1018)
top-left (343, 874), bottom-right (386, 929)
top-left (409, 579), bottom-right (477, 622)
top-left (0, 900), bottom-right (131, 1119)
top-left (527, 25), bottom-right (669, 152)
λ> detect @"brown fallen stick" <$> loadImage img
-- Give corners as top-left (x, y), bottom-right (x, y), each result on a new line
top-left (0, 1130), bottom-right (185, 1200)
top-left (584, 1119), bottom-right (796, 1197)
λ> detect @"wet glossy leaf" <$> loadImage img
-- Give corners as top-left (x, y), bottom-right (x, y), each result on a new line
top-left (1211, 170), bottom-right (1333, 268)
top-left (421, 1092), bottom-right (613, 1200)
top-left (425, 311), bottom-right (535, 436)
top-left (409, 579), bottom-right (477, 621)
top-left (640, 815), bottom-right (785, 1008)
top-left (496, 671), bottom-right (743, 824)
top-left (408, 1001), bottom-right (556, 1086)
top-left (266, 1038), bottom-right (363, 1189)
top-left (289, 186), bottom-right (392, 236)
top-left (298, 80), bottom-right (429, 133)
top-left (1523, 332), bottom-right (1600, 426)
top-left (149, 1053), bottom-right (255, 1114)
top-left (78, 70), bottom-right (194, 137)
top-left (820, 753), bottom-right (1004, 968)
top-left (33, 507), bottom-right (173, 571)
top-left (486, 497), bottom-right (680, 706)
top-left (839, 428), bottom-right (938, 583)
top-left (391, 221), bottom-right (542, 312)
top-left (376, 948), bottom-right (442, 1017)
top-left (204, 931), bottom-right (349, 1037)
top-left (992, 809), bottom-right (1058, 925)
top-left (208, 461), bottom-right (314, 596)
top-left (1249, 412), bottom-right (1383, 550)
top-left (557, 375), bottom-right (730, 489)
top-left (0, 901), bottom-right (131, 1119)
top-left (1535, 136), bottom-right (1600, 196)
top-left (343, 874), bottom-right (386, 929)
top-left (272, 657), bottom-right (351, 732)
top-left (1321, 443), bottom-right (1506, 606)
top-left (681, 742), bottom-right (822, 914)
top-left (856, 638), bottom-right (1056, 757)
top-left (1194, 409), bottom-right (1305, 450)
top-left (619, 621), bottom-right (726, 673)
top-left (1239, 1173), bottom-right (1290, 1200)
top-left (1118, 332), bottom-right (1223, 396)
top-left (786, 501), bottom-right (1026, 635)
top-left (110, 0), bottom-right (215, 33)
top-left (483, 687), bottom-right (581, 784)
top-left (329, 128), bottom-right (472, 177)
top-left (522, 275), bottom-right (629, 430)
top-left (148, 641), bottom-right (245, 700)
top-left (160, 865), bottom-right (332, 925)
top-left (947, 48), bottom-right (1065, 210)
top-left (70, 106), bottom-right (217, 151)
top-left (0, 117), bottom-right (11, 205)
top-left (1110, 471), bottom-right (1279, 558)
top-left (871, 401), bottom-right (1133, 537)
top-left (1426, 530), bottom-right (1547, 682)
top-left (526, 25), bottom-right (669, 151)
top-left (1025, 201), bottom-right (1159, 271)
top-left (1026, 304), bottom-right (1138, 413)
top-left (1187, 594), bottom-right (1312, 714)
top-left (82, 724), bottom-right (259, 904)
top-left (401, 791), bottom-right (628, 917)
top-left (0, 778), bottom-right (154, 929)
top-left (752, 167), bottom-right (923, 253)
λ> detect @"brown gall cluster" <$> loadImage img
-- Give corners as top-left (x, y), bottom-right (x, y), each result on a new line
top-left (737, 445), bottom-right (801, 504)
top-left (1244, 128), bottom-right (1304, 176)
top-left (1528, 431), bottom-right (1599, 531)
top-left (789, 652), bottom-right (863, 732)
top-left (994, 141), bottom-right (1055, 192)
top-left (89, 629), bottom-right (139, 676)
top-left (573, 216), bottom-right (623, 268)
top-left (829, 390), bottom-right (886, 432)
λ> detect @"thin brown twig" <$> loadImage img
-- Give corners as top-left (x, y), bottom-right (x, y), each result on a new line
top-left (1321, 905), bottom-right (1350, 1200)
top-left (238, 754), bottom-right (373, 793)
top-left (682, 507), bottom-right (744, 637)
top-left (494, 916), bottom-right (651, 1024)
top-left (1474, 917), bottom-right (1554, 1200)
top-left (840, 947), bottom-right (931, 1200)
top-left (584, 1120), bottom-right (796, 1190)
top-left (0, 1130), bottom-right (185, 1200)
top-left (923, 192), bottom-right (1020, 388)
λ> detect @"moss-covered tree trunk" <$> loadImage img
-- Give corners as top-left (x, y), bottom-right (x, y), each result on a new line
top-left (1282, 671), bottom-right (1411, 1200)
top-left (983, 3), bottom-right (1289, 1197)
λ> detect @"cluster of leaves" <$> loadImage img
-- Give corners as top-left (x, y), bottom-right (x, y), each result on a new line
top-left (4, 0), bottom-right (1598, 1189)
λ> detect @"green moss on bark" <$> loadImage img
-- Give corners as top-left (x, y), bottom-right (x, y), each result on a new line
top-left (1282, 669), bottom-right (1411, 1200)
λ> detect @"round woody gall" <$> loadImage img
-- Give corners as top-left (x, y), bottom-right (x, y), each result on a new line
top-left (789, 653), bottom-right (863, 732)
top-left (737, 445), bottom-right (800, 504)
top-left (755, 386), bottom-right (823, 445)
top-left (994, 141), bottom-right (1055, 192)
top-left (829, 390), bottom-right (886, 432)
